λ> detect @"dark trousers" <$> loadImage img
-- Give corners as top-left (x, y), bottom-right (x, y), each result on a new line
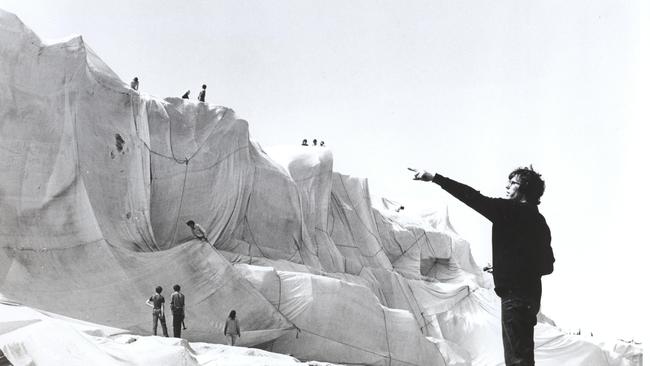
top-left (501, 292), bottom-right (540, 366)
top-left (172, 312), bottom-right (184, 338)
top-left (152, 309), bottom-right (169, 337)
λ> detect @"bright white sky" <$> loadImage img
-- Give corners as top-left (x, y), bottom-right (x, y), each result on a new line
top-left (2, 0), bottom-right (648, 341)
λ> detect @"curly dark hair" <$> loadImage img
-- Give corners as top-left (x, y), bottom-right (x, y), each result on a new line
top-left (508, 166), bottom-right (545, 205)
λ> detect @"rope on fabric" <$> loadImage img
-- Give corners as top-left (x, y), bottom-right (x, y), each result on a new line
top-left (296, 327), bottom-right (428, 366)
top-left (166, 159), bottom-right (190, 247)
top-left (391, 231), bottom-right (427, 263)
top-left (395, 276), bottom-right (428, 334)
top-left (187, 107), bottom-right (231, 162)
top-left (380, 305), bottom-right (393, 366)
top-left (337, 175), bottom-right (383, 245)
top-left (243, 216), bottom-right (272, 259)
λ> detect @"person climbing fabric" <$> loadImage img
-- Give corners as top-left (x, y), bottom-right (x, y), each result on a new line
top-left (186, 220), bottom-right (208, 243)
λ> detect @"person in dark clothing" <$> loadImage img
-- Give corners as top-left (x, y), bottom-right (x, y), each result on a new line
top-left (170, 284), bottom-right (186, 338)
top-left (301, 139), bottom-right (309, 146)
top-left (130, 77), bottom-right (139, 91)
top-left (198, 84), bottom-right (207, 102)
top-left (186, 220), bottom-right (208, 243)
top-left (182, 90), bottom-right (190, 99)
top-left (312, 139), bottom-right (317, 146)
top-left (145, 286), bottom-right (169, 337)
top-left (410, 166), bottom-right (553, 366)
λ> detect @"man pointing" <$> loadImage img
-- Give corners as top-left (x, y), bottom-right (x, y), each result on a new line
top-left (410, 166), bottom-right (554, 366)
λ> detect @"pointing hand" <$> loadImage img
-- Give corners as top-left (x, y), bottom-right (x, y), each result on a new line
top-left (408, 167), bottom-right (434, 182)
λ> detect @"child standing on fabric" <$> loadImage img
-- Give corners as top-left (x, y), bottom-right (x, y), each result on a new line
top-left (223, 310), bottom-right (241, 346)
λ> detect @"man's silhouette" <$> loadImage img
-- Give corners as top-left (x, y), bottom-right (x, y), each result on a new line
top-left (411, 166), bottom-right (553, 366)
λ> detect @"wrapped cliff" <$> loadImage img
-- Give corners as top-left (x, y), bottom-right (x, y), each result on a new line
top-left (0, 9), bottom-right (641, 366)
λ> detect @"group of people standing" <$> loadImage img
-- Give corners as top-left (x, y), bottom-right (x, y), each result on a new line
top-left (145, 284), bottom-right (186, 338)
top-left (301, 138), bottom-right (325, 147)
top-left (144, 220), bottom-right (241, 345)
top-left (145, 285), bottom-right (241, 345)
top-left (182, 84), bottom-right (207, 102)
top-left (130, 77), bottom-right (208, 102)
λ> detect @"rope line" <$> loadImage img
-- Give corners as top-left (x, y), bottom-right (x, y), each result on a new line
top-left (187, 108), bottom-right (230, 162)
top-left (337, 175), bottom-right (383, 245)
top-left (296, 327), bottom-right (430, 366)
top-left (394, 277), bottom-right (427, 334)
top-left (380, 306), bottom-right (392, 366)
top-left (166, 159), bottom-right (190, 247)
top-left (243, 216), bottom-right (272, 259)
top-left (276, 271), bottom-right (283, 311)
top-left (389, 231), bottom-right (427, 263)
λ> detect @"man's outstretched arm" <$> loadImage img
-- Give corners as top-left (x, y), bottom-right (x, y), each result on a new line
top-left (409, 168), bottom-right (501, 221)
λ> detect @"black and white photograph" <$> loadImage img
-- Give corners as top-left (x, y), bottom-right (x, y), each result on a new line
top-left (0, 1), bottom-right (646, 365)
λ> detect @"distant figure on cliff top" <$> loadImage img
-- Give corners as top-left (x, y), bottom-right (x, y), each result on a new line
top-left (223, 310), bottom-right (241, 346)
top-left (301, 139), bottom-right (308, 146)
top-left (182, 90), bottom-right (190, 99)
top-left (130, 77), bottom-right (139, 91)
top-left (312, 139), bottom-right (317, 146)
top-left (186, 220), bottom-right (208, 242)
top-left (320, 141), bottom-right (325, 147)
top-left (198, 84), bottom-right (207, 102)
top-left (145, 286), bottom-right (168, 337)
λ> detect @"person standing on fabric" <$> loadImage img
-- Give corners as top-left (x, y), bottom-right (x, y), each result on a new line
top-left (170, 284), bottom-right (186, 338)
top-left (223, 310), bottom-right (241, 346)
top-left (130, 77), bottom-right (139, 91)
top-left (410, 166), bottom-right (553, 366)
top-left (198, 84), bottom-right (207, 102)
top-left (186, 220), bottom-right (208, 243)
top-left (145, 286), bottom-right (169, 337)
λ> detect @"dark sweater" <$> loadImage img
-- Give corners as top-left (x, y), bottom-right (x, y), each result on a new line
top-left (432, 174), bottom-right (551, 298)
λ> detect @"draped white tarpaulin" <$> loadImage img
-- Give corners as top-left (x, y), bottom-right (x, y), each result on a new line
top-left (0, 9), bottom-right (641, 366)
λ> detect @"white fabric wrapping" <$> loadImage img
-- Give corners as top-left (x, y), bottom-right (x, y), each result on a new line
top-left (0, 8), bottom-right (642, 366)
